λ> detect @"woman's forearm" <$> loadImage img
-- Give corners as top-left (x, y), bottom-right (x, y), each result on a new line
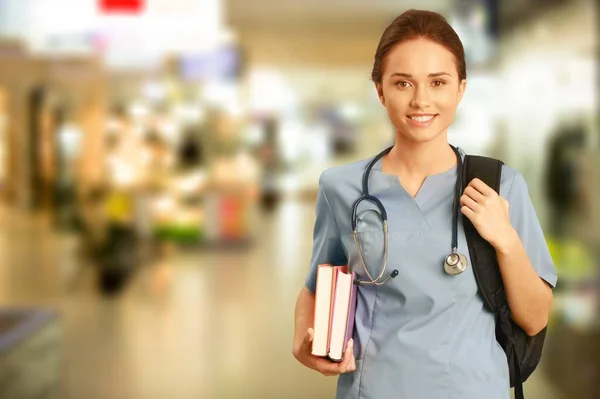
top-left (493, 229), bottom-right (553, 336)
top-left (293, 287), bottom-right (316, 356)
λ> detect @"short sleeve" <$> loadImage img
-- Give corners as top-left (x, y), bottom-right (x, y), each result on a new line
top-left (305, 173), bottom-right (348, 293)
top-left (506, 172), bottom-right (558, 288)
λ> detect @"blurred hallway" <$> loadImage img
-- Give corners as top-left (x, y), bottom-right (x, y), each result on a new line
top-left (0, 1), bottom-right (597, 398)
top-left (0, 201), bottom-right (565, 399)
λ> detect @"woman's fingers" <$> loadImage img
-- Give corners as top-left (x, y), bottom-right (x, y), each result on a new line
top-left (314, 358), bottom-right (343, 376)
top-left (468, 178), bottom-right (495, 197)
top-left (298, 328), bottom-right (314, 356)
top-left (314, 339), bottom-right (356, 376)
top-left (460, 194), bottom-right (479, 212)
top-left (339, 339), bottom-right (355, 372)
top-left (296, 328), bottom-right (357, 377)
top-left (349, 354), bottom-right (356, 371)
top-left (464, 185), bottom-right (485, 203)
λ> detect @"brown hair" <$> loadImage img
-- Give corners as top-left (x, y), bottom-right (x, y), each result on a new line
top-left (371, 9), bottom-right (466, 83)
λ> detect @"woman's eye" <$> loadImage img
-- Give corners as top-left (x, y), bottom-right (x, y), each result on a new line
top-left (395, 81), bottom-right (411, 88)
top-left (432, 80), bottom-right (446, 87)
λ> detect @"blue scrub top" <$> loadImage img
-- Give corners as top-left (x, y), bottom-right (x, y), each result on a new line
top-left (305, 149), bottom-right (557, 399)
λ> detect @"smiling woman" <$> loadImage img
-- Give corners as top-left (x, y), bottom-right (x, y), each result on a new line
top-left (293, 8), bottom-right (557, 399)
top-left (372, 10), bottom-right (467, 156)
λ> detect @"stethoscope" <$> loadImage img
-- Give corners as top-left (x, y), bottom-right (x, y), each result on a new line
top-left (352, 144), bottom-right (468, 285)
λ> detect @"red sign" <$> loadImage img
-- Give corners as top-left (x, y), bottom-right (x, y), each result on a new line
top-left (98, 0), bottom-right (145, 14)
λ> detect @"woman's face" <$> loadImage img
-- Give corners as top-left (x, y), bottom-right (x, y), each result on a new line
top-left (376, 38), bottom-right (466, 144)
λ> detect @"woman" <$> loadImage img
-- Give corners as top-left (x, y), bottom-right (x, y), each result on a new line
top-left (292, 9), bottom-right (557, 399)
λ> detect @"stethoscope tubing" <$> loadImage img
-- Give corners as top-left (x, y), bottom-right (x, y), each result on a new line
top-left (352, 144), bottom-right (466, 285)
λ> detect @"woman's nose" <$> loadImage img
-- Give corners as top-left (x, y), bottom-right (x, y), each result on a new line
top-left (410, 86), bottom-right (432, 109)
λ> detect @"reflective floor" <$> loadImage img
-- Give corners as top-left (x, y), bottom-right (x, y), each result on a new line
top-left (0, 201), bottom-right (565, 399)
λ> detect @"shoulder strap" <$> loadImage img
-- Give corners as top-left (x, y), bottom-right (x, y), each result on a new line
top-left (464, 156), bottom-right (531, 399)
top-left (462, 155), bottom-right (505, 312)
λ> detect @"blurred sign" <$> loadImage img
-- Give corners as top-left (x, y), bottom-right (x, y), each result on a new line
top-left (179, 47), bottom-right (243, 81)
top-left (1, 0), bottom-right (223, 66)
top-left (98, 0), bottom-right (145, 14)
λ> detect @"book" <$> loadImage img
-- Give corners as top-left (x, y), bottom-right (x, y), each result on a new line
top-left (312, 265), bottom-right (334, 357)
top-left (311, 264), bottom-right (357, 361)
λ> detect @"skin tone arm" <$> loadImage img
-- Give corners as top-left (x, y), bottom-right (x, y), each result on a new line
top-left (292, 286), bottom-right (356, 376)
top-left (460, 178), bottom-right (553, 336)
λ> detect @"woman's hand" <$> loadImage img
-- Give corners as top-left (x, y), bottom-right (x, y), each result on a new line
top-left (460, 178), bottom-right (518, 252)
top-left (293, 328), bottom-right (356, 376)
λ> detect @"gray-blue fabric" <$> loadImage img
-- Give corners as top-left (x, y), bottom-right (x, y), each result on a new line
top-left (305, 148), bottom-right (557, 399)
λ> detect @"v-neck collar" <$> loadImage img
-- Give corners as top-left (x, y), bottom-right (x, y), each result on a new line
top-left (368, 147), bottom-right (465, 206)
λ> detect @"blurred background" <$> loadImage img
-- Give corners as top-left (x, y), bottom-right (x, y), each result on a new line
top-left (0, 0), bottom-right (597, 398)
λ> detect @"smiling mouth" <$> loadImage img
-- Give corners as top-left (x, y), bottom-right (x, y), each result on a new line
top-left (407, 114), bottom-right (437, 123)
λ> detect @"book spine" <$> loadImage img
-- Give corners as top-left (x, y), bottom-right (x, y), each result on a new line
top-left (343, 272), bottom-right (358, 354)
top-left (312, 264), bottom-right (332, 357)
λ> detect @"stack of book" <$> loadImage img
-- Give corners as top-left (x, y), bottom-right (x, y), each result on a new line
top-left (311, 264), bottom-right (357, 362)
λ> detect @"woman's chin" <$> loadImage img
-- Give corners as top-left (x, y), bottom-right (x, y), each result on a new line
top-left (397, 128), bottom-right (446, 144)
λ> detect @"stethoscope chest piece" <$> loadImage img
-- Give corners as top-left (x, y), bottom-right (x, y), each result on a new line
top-left (444, 252), bottom-right (468, 275)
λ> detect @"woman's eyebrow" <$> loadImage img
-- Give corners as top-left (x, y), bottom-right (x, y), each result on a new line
top-left (389, 72), bottom-right (452, 78)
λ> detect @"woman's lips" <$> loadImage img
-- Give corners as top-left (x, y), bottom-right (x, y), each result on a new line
top-left (406, 114), bottom-right (437, 127)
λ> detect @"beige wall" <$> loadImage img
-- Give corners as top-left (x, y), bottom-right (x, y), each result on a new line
top-left (0, 44), bottom-right (107, 208)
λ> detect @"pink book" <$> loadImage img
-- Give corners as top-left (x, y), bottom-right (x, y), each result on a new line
top-left (328, 266), bottom-right (348, 347)
top-left (312, 264), bottom-right (334, 357)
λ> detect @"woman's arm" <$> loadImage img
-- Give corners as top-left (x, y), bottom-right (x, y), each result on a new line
top-left (293, 286), bottom-right (316, 355)
top-left (492, 230), bottom-right (553, 336)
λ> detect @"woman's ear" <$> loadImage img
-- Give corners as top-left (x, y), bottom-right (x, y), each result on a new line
top-left (457, 79), bottom-right (467, 103)
top-left (376, 83), bottom-right (386, 106)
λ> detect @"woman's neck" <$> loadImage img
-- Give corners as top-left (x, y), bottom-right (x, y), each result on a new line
top-left (383, 134), bottom-right (457, 178)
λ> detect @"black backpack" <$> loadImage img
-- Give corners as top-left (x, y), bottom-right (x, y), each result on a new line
top-left (463, 155), bottom-right (547, 399)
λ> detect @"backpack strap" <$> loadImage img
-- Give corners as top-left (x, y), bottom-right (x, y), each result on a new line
top-left (463, 155), bottom-right (526, 399)
top-left (462, 155), bottom-right (505, 312)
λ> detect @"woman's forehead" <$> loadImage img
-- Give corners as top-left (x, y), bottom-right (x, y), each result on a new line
top-left (383, 38), bottom-right (457, 78)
